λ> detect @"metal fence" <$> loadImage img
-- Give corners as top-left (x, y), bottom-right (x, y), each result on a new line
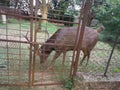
top-left (0, 0), bottom-right (120, 88)
top-left (0, 15), bottom-right (31, 86)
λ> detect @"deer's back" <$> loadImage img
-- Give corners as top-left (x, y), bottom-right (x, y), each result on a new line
top-left (53, 27), bottom-right (98, 51)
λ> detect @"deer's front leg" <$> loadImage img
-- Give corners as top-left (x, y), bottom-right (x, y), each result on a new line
top-left (48, 51), bottom-right (62, 69)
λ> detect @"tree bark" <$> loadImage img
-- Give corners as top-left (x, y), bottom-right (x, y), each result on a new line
top-left (1, 15), bottom-right (6, 24)
top-left (41, 0), bottom-right (48, 22)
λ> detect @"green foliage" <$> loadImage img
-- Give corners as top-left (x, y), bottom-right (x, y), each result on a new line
top-left (107, 0), bottom-right (120, 4)
top-left (63, 77), bottom-right (75, 90)
top-left (113, 68), bottom-right (120, 73)
top-left (94, 3), bottom-right (120, 41)
top-left (0, 0), bottom-right (9, 6)
top-left (57, 0), bottom-right (70, 11)
top-left (49, 0), bottom-right (75, 26)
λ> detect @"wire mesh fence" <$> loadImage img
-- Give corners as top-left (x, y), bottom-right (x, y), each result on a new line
top-left (0, 13), bottom-right (31, 85)
top-left (0, 0), bottom-right (120, 89)
top-left (77, 41), bottom-right (120, 81)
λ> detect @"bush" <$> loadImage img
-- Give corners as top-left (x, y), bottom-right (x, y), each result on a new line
top-left (63, 14), bottom-right (74, 26)
top-left (48, 9), bottom-right (74, 26)
top-left (94, 4), bottom-right (120, 42)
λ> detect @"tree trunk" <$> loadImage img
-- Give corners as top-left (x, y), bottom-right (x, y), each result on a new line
top-left (41, 0), bottom-right (48, 22)
top-left (41, 5), bottom-right (48, 22)
top-left (1, 15), bottom-right (6, 24)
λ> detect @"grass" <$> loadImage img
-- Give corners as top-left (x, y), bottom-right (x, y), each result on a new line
top-left (0, 23), bottom-right (6, 29)
top-left (113, 68), bottom-right (120, 73)
top-left (0, 18), bottom-right (120, 87)
top-left (41, 22), bottom-right (61, 33)
top-left (0, 18), bottom-right (60, 33)
top-left (0, 42), bottom-right (30, 84)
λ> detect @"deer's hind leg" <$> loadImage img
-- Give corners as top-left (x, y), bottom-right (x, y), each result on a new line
top-left (86, 51), bottom-right (90, 66)
top-left (80, 50), bottom-right (87, 65)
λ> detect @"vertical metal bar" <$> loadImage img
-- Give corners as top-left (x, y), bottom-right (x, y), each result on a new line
top-left (6, 15), bottom-right (9, 84)
top-left (70, 0), bottom-right (85, 76)
top-left (104, 30), bottom-right (120, 76)
top-left (18, 19), bottom-right (22, 84)
top-left (72, 0), bottom-right (91, 77)
top-left (29, 0), bottom-right (33, 87)
top-left (32, 0), bottom-right (39, 85)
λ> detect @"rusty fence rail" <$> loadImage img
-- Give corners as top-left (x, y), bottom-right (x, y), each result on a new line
top-left (0, 0), bottom-right (120, 88)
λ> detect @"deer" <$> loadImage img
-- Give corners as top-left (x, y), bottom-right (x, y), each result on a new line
top-left (39, 26), bottom-right (104, 68)
top-left (24, 26), bottom-right (104, 69)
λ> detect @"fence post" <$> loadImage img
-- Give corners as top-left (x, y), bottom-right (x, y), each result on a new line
top-left (104, 30), bottom-right (120, 76)
top-left (72, 0), bottom-right (91, 77)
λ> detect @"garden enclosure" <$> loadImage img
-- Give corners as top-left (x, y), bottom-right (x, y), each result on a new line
top-left (0, 0), bottom-right (120, 88)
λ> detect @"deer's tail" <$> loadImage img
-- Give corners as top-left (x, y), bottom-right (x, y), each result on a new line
top-left (96, 26), bottom-right (105, 33)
